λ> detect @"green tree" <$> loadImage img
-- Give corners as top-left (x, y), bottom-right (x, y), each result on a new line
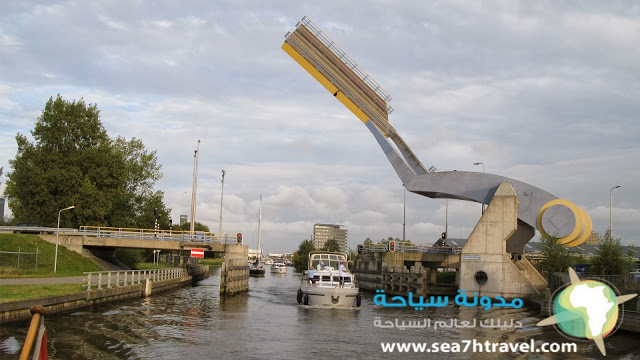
top-left (321, 238), bottom-right (341, 252)
top-left (293, 239), bottom-right (315, 272)
top-left (107, 136), bottom-right (166, 228)
top-left (177, 222), bottom-right (210, 232)
top-left (3, 95), bottom-right (168, 229)
top-left (363, 237), bottom-right (373, 246)
top-left (589, 230), bottom-right (635, 275)
top-left (538, 235), bottom-right (575, 273)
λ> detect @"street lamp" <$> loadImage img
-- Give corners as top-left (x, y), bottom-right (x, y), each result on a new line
top-left (402, 187), bottom-right (406, 242)
top-left (190, 140), bottom-right (201, 234)
top-left (219, 169), bottom-right (226, 235)
top-left (610, 185), bottom-right (621, 235)
top-left (474, 162), bottom-right (485, 213)
top-left (54, 205), bottom-right (75, 274)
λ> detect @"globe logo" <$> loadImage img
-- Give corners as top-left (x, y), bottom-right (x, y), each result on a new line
top-left (552, 280), bottom-right (618, 339)
top-left (537, 268), bottom-right (637, 356)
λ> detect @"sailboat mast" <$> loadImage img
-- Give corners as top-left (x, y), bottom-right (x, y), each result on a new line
top-left (257, 195), bottom-right (262, 261)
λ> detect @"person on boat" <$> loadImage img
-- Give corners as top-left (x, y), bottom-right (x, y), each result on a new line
top-left (338, 261), bottom-right (349, 288)
top-left (308, 269), bottom-right (317, 286)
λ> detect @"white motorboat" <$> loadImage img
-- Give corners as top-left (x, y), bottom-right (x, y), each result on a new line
top-left (296, 252), bottom-right (361, 308)
top-left (271, 262), bottom-right (287, 274)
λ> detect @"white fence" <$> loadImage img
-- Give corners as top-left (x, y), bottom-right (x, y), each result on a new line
top-left (84, 268), bottom-right (187, 290)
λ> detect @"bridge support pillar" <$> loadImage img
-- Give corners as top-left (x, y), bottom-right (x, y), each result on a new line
top-left (429, 268), bottom-right (438, 285)
top-left (220, 245), bottom-right (249, 295)
top-left (459, 182), bottom-right (548, 299)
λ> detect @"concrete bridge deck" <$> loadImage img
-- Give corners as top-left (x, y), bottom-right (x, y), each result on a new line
top-left (1, 226), bottom-right (244, 255)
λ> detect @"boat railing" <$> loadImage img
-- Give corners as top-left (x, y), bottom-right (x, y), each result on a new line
top-left (303, 270), bottom-right (356, 288)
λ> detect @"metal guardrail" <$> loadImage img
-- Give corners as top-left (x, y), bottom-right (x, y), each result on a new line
top-left (0, 226), bottom-right (77, 234)
top-left (84, 268), bottom-right (187, 290)
top-left (362, 242), bottom-right (461, 255)
top-left (79, 226), bottom-right (240, 244)
top-left (292, 16), bottom-right (394, 113)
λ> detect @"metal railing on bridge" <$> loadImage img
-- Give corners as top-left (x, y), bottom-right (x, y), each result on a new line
top-left (80, 226), bottom-right (240, 244)
top-left (361, 242), bottom-right (461, 255)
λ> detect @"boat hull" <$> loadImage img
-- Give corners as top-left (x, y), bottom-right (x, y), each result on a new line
top-left (249, 267), bottom-right (265, 277)
top-left (270, 264), bottom-right (287, 274)
top-left (299, 286), bottom-right (360, 308)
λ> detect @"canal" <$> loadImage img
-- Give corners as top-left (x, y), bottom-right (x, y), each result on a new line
top-left (1, 267), bottom-right (638, 359)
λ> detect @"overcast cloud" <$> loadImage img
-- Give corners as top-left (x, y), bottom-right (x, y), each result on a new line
top-left (1, 1), bottom-right (638, 253)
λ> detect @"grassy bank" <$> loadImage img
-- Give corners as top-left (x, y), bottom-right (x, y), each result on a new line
top-left (0, 233), bottom-right (102, 278)
top-left (0, 233), bottom-right (221, 302)
top-left (0, 283), bottom-right (85, 303)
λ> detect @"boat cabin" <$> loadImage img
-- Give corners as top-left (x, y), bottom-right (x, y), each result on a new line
top-left (305, 252), bottom-right (354, 288)
top-left (309, 252), bottom-right (346, 271)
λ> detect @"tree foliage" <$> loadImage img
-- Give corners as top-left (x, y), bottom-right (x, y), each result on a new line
top-left (175, 222), bottom-right (210, 232)
top-left (538, 235), bottom-right (575, 273)
top-left (293, 239), bottom-right (315, 273)
top-left (321, 238), bottom-right (341, 252)
top-left (589, 230), bottom-right (635, 275)
top-left (3, 95), bottom-right (169, 229)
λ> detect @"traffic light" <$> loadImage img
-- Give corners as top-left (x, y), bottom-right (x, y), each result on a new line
top-left (388, 241), bottom-right (396, 252)
top-left (441, 232), bottom-right (447, 240)
top-left (236, 233), bottom-right (243, 244)
top-left (357, 244), bottom-right (364, 254)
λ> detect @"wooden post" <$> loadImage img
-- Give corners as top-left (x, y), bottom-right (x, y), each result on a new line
top-left (19, 305), bottom-right (46, 360)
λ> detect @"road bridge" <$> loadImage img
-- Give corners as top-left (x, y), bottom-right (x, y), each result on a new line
top-left (1, 226), bottom-right (243, 254)
top-left (1, 225), bottom-right (250, 294)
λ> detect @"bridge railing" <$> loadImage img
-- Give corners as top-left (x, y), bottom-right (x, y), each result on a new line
top-left (84, 268), bottom-right (188, 290)
top-left (362, 242), bottom-right (461, 255)
top-left (79, 226), bottom-right (239, 244)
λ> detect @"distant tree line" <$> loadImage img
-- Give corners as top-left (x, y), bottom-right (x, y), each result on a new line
top-left (538, 230), bottom-right (636, 276)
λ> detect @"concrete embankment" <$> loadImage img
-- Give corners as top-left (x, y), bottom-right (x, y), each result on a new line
top-left (0, 270), bottom-right (209, 324)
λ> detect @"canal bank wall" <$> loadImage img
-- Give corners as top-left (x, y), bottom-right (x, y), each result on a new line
top-left (0, 269), bottom-right (210, 324)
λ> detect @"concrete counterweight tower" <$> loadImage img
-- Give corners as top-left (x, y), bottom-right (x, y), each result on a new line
top-left (459, 182), bottom-right (547, 298)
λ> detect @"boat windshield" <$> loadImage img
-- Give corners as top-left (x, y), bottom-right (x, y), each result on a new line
top-left (309, 253), bottom-right (346, 271)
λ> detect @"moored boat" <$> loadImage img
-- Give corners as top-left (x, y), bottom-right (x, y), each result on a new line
top-left (296, 252), bottom-right (361, 308)
top-left (271, 262), bottom-right (287, 274)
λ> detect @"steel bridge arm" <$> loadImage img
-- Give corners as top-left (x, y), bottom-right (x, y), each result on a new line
top-left (282, 16), bottom-right (591, 247)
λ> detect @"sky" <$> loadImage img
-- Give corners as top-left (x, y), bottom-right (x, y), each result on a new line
top-left (0, 1), bottom-right (638, 254)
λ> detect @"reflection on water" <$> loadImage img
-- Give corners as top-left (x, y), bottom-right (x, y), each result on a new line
top-left (1, 267), bottom-right (638, 359)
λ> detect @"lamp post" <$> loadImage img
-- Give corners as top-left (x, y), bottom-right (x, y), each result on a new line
top-left (474, 162), bottom-right (485, 213)
top-left (610, 185), bottom-right (621, 235)
top-left (190, 140), bottom-right (201, 234)
top-left (219, 170), bottom-right (226, 235)
top-left (54, 205), bottom-right (75, 274)
top-left (402, 187), bottom-right (406, 242)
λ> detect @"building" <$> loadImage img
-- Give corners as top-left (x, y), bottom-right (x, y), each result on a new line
top-left (179, 215), bottom-right (188, 226)
top-left (248, 248), bottom-right (263, 260)
top-left (0, 198), bottom-right (5, 220)
top-left (313, 223), bottom-right (348, 253)
top-left (586, 232), bottom-right (600, 246)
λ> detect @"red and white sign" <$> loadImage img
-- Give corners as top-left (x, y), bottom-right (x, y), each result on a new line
top-left (190, 248), bottom-right (204, 258)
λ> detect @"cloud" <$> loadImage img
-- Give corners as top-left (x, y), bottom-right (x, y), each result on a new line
top-left (0, 1), bottom-right (638, 251)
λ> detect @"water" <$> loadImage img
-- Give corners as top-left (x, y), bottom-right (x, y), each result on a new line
top-left (1, 268), bottom-right (638, 359)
